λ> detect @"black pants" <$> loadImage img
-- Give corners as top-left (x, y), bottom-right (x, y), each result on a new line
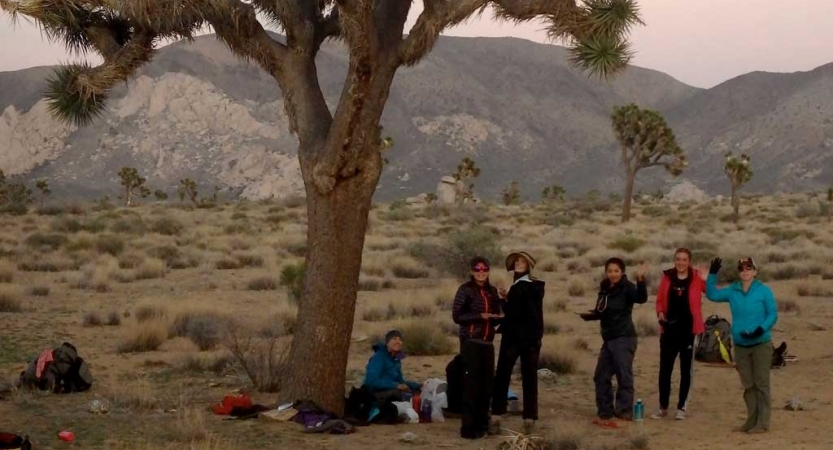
top-left (594, 336), bottom-right (637, 419)
top-left (492, 339), bottom-right (540, 420)
top-left (658, 332), bottom-right (695, 411)
top-left (461, 340), bottom-right (495, 438)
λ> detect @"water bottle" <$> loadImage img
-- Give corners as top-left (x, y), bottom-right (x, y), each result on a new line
top-left (420, 398), bottom-right (433, 423)
top-left (633, 399), bottom-right (644, 435)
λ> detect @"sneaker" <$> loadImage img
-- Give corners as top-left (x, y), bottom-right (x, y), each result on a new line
top-left (522, 419), bottom-right (536, 435)
top-left (650, 409), bottom-right (668, 420)
top-left (488, 418), bottom-right (502, 436)
top-left (675, 410), bottom-right (687, 420)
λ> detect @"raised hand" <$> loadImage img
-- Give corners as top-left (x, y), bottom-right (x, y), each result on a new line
top-left (709, 258), bottom-right (723, 275)
top-left (636, 261), bottom-right (649, 280)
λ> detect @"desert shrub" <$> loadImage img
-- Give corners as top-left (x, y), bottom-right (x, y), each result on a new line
top-left (766, 252), bottom-right (788, 263)
top-left (358, 277), bottom-right (382, 291)
top-left (185, 316), bottom-right (225, 351)
top-left (384, 208), bottom-right (415, 222)
top-left (777, 299), bottom-right (801, 313)
top-left (636, 316), bottom-right (659, 337)
top-left (51, 217), bottom-right (82, 233)
top-left (538, 350), bottom-right (576, 375)
top-left (37, 205), bottom-right (69, 216)
top-left (80, 218), bottom-right (107, 233)
top-left (29, 285), bottom-right (50, 296)
top-left (107, 311), bottom-right (122, 326)
top-left (83, 311), bottom-right (104, 327)
top-left (225, 325), bottom-right (288, 392)
top-left (544, 433), bottom-right (583, 450)
top-left (391, 257), bottom-right (430, 279)
top-left (0, 261), bottom-right (13, 283)
top-left (248, 276), bottom-right (279, 291)
top-left (770, 264), bottom-right (810, 281)
top-left (546, 299), bottom-right (568, 312)
top-left (118, 253), bottom-right (145, 270)
top-left (410, 227), bottom-right (501, 278)
top-left (284, 241), bottom-right (307, 257)
top-left (96, 234), bottom-right (125, 256)
top-left (134, 259), bottom-right (166, 280)
top-left (117, 322), bottom-right (168, 353)
top-left (224, 223), bottom-right (251, 234)
top-left (112, 217), bottom-right (147, 235)
top-left (572, 338), bottom-right (591, 351)
top-left (794, 202), bottom-right (820, 218)
top-left (17, 258), bottom-right (79, 272)
top-left (607, 236), bottom-right (645, 253)
top-left (282, 195), bottom-right (305, 209)
top-left (134, 304), bottom-right (168, 323)
top-left (24, 233), bottom-right (68, 251)
top-left (280, 263), bottom-right (305, 302)
top-left (235, 253), bottom-right (264, 268)
top-left (630, 435), bottom-right (650, 450)
top-left (796, 282), bottom-right (833, 298)
top-left (544, 322), bottom-right (560, 335)
top-left (399, 321), bottom-right (454, 356)
top-left (541, 260), bottom-right (557, 272)
top-left (215, 258), bottom-right (242, 270)
top-left (567, 281), bottom-right (585, 297)
top-left (109, 378), bottom-right (158, 410)
top-left (152, 217), bottom-right (184, 236)
top-left (362, 306), bottom-right (387, 322)
top-left (762, 227), bottom-right (815, 244)
top-left (641, 205), bottom-right (672, 217)
top-left (0, 287), bottom-right (23, 312)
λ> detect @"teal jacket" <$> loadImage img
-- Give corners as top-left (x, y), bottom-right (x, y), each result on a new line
top-left (363, 344), bottom-right (421, 392)
top-left (705, 274), bottom-right (778, 347)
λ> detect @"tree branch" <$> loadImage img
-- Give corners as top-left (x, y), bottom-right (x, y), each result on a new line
top-left (399, 0), bottom-right (487, 66)
top-left (314, 5), bottom-right (341, 49)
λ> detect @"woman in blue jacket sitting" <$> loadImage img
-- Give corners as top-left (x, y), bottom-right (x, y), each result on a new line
top-left (363, 330), bottom-right (422, 402)
top-left (705, 257), bottom-right (778, 434)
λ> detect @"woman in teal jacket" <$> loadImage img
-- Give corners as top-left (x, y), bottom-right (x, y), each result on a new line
top-left (363, 330), bottom-right (421, 402)
top-left (705, 257), bottom-right (777, 434)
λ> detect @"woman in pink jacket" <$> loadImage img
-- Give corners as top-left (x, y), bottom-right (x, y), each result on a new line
top-left (651, 248), bottom-right (705, 420)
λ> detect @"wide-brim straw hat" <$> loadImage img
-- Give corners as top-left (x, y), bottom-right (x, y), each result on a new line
top-left (505, 252), bottom-right (536, 271)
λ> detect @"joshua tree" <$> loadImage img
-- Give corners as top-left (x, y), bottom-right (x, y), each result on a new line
top-left (827, 186), bottom-right (833, 222)
top-left (178, 178), bottom-right (198, 205)
top-left (611, 103), bottom-right (686, 222)
top-left (0, 0), bottom-right (642, 412)
top-left (35, 179), bottom-right (51, 208)
top-left (154, 189), bottom-right (169, 202)
top-left (542, 184), bottom-right (566, 203)
top-left (501, 180), bottom-right (522, 205)
top-left (117, 167), bottom-right (150, 207)
top-left (453, 157), bottom-right (481, 205)
top-left (724, 152), bottom-right (752, 223)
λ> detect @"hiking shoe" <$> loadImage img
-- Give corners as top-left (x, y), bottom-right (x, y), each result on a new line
top-left (488, 419), bottom-right (502, 436)
top-left (675, 410), bottom-right (687, 420)
top-left (650, 409), bottom-right (668, 420)
top-left (747, 427), bottom-right (768, 434)
top-left (522, 419), bottom-right (536, 435)
top-left (734, 423), bottom-right (755, 433)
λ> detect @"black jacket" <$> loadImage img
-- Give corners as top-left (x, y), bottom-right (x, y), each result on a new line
top-left (499, 276), bottom-right (545, 345)
top-left (452, 281), bottom-right (502, 343)
top-left (584, 275), bottom-right (647, 341)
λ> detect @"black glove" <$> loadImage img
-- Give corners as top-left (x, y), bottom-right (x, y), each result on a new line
top-left (740, 326), bottom-right (764, 339)
top-left (709, 258), bottom-right (723, 275)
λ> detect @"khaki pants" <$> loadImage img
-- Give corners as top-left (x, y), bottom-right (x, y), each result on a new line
top-left (735, 342), bottom-right (772, 430)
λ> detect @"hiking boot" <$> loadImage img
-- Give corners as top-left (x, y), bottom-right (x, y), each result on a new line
top-left (675, 409), bottom-right (687, 420)
top-left (522, 419), bottom-right (536, 435)
top-left (650, 409), bottom-right (668, 420)
top-left (488, 418), bottom-right (502, 436)
top-left (747, 427), bottom-right (768, 434)
top-left (734, 423), bottom-right (755, 433)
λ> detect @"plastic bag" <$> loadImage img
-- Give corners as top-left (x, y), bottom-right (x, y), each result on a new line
top-left (431, 393), bottom-right (447, 422)
top-left (392, 401), bottom-right (420, 424)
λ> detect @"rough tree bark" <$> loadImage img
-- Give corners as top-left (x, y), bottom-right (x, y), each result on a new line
top-left (731, 183), bottom-right (740, 223)
top-left (622, 170), bottom-right (636, 222)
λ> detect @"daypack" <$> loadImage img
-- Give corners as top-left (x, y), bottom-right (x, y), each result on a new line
top-left (444, 354), bottom-right (464, 414)
top-left (19, 342), bottom-right (92, 393)
top-left (695, 315), bottom-right (733, 364)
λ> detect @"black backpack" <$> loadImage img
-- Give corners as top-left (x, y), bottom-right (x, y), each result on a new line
top-left (19, 342), bottom-right (93, 393)
top-left (445, 354), bottom-right (464, 414)
top-left (695, 315), bottom-right (733, 364)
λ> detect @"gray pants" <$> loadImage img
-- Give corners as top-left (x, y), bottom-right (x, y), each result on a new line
top-left (735, 342), bottom-right (772, 431)
top-left (594, 337), bottom-right (637, 419)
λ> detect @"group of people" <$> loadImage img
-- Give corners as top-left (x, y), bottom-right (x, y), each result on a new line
top-left (361, 248), bottom-right (779, 440)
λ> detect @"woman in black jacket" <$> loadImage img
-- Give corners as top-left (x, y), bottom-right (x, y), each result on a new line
top-left (581, 258), bottom-right (648, 427)
top-left (491, 251), bottom-right (545, 435)
top-left (452, 256), bottom-right (502, 440)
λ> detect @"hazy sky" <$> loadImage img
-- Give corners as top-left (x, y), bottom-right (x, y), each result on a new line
top-left (1, 0), bottom-right (832, 88)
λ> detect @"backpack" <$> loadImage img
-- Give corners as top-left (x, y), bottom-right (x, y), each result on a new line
top-left (695, 315), bottom-right (733, 364)
top-left (19, 342), bottom-right (93, 393)
top-left (444, 354), bottom-right (464, 414)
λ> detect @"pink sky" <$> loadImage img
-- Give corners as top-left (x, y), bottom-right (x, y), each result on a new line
top-left (1, 0), bottom-right (832, 88)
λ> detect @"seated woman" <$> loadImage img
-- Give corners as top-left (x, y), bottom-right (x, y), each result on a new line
top-left (363, 330), bottom-right (422, 402)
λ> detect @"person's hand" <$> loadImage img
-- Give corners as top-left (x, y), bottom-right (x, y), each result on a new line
top-left (741, 326), bottom-right (764, 339)
top-left (480, 313), bottom-right (491, 319)
top-left (636, 262), bottom-right (649, 280)
top-left (498, 288), bottom-right (508, 299)
top-left (695, 264), bottom-right (710, 281)
top-left (397, 384), bottom-right (409, 392)
top-left (658, 312), bottom-right (667, 327)
top-left (709, 258), bottom-right (723, 275)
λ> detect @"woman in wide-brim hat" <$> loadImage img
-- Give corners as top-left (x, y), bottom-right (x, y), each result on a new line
top-left (490, 251), bottom-right (545, 435)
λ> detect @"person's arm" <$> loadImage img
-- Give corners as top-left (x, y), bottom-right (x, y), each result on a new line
top-left (705, 274), bottom-right (731, 303)
top-left (364, 354), bottom-right (398, 391)
top-left (656, 275), bottom-right (669, 318)
top-left (452, 286), bottom-right (481, 325)
top-left (405, 380), bottom-right (422, 391)
top-left (760, 286), bottom-right (778, 332)
top-left (631, 278), bottom-right (648, 304)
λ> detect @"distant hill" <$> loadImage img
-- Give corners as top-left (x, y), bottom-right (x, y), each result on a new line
top-left (1, 34), bottom-right (830, 201)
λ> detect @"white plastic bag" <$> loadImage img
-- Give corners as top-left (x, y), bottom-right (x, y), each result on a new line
top-left (431, 392), bottom-right (447, 422)
top-left (392, 401), bottom-right (420, 424)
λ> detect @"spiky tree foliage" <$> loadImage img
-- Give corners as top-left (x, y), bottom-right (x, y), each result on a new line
top-left (611, 103), bottom-right (686, 222)
top-left (724, 152), bottom-right (752, 224)
top-left (178, 178), bottom-right (198, 205)
top-left (154, 189), bottom-right (168, 202)
top-left (542, 184), bottom-right (566, 203)
top-left (117, 167), bottom-right (150, 206)
top-left (35, 179), bottom-right (51, 208)
top-left (501, 180), bottom-right (522, 205)
top-left (1, 0), bottom-right (642, 413)
top-left (453, 156), bottom-right (481, 205)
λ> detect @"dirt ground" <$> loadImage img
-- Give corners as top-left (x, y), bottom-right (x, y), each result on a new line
top-left (1, 196), bottom-right (832, 449)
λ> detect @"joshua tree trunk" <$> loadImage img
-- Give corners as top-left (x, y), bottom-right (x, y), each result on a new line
top-left (731, 183), bottom-right (740, 223)
top-left (124, 188), bottom-right (132, 207)
top-left (622, 170), bottom-right (637, 223)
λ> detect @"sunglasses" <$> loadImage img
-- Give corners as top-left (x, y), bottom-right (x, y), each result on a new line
top-left (738, 265), bottom-right (755, 272)
top-left (472, 266), bottom-right (490, 273)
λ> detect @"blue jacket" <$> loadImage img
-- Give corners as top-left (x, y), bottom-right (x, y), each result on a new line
top-left (705, 274), bottom-right (778, 347)
top-left (363, 344), bottom-right (420, 392)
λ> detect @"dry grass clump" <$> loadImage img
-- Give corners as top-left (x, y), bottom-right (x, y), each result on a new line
top-left (107, 310), bottom-right (122, 326)
top-left (83, 311), bottom-right (104, 327)
top-left (607, 236), bottom-right (645, 253)
top-left (777, 299), bottom-right (801, 313)
top-left (398, 320), bottom-right (454, 356)
top-left (0, 286), bottom-right (23, 312)
top-left (29, 285), bottom-right (51, 296)
top-left (543, 431), bottom-right (583, 450)
top-left (225, 323), bottom-right (288, 393)
top-left (248, 276), bottom-right (279, 291)
top-left (170, 405), bottom-right (209, 442)
top-left (117, 320), bottom-right (168, 353)
top-left (134, 258), bottom-right (167, 280)
top-left (545, 299), bottom-right (568, 313)
top-left (572, 337), bottom-right (591, 351)
top-left (567, 280), bottom-right (586, 297)
top-left (152, 217), bottom-right (184, 236)
top-left (71, 259), bottom-right (118, 292)
top-left (169, 309), bottom-right (228, 351)
top-left (24, 232), bottom-right (68, 251)
top-left (538, 349), bottom-right (576, 375)
top-left (109, 378), bottom-right (158, 410)
top-left (635, 316), bottom-right (659, 337)
top-left (390, 255), bottom-right (430, 279)
top-left (358, 276), bottom-right (383, 291)
top-left (96, 234), bottom-right (126, 256)
top-left (796, 282), bottom-right (833, 298)
top-left (0, 261), bottom-right (14, 283)
top-left (135, 304), bottom-right (169, 323)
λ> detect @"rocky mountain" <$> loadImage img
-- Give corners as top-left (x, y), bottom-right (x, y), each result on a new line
top-left (1, 34), bottom-right (830, 202)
